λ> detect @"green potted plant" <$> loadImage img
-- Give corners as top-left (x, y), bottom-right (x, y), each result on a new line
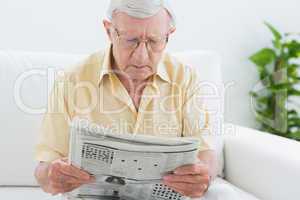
top-left (249, 22), bottom-right (300, 141)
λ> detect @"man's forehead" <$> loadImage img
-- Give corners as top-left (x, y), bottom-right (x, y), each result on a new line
top-left (112, 9), bottom-right (170, 34)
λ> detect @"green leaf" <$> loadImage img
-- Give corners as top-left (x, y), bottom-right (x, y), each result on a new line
top-left (289, 77), bottom-right (300, 84)
top-left (296, 77), bottom-right (300, 80)
top-left (288, 88), bottom-right (300, 96)
top-left (249, 91), bottom-right (258, 97)
top-left (250, 48), bottom-right (276, 68)
top-left (288, 131), bottom-right (300, 140)
top-left (257, 96), bottom-right (270, 104)
top-left (288, 64), bottom-right (299, 76)
top-left (255, 109), bottom-right (274, 119)
top-left (284, 40), bottom-right (300, 58)
top-left (265, 22), bottom-right (282, 40)
top-left (288, 117), bottom-right (300, 126)
top-left (264, 22), bottom-right (282, 49)
top-left (272, 40), bottom-right (282, 50)
top-left (288, 109), bottom-right (299, 118)
top-left (268, 82), bottom-right (293, 91)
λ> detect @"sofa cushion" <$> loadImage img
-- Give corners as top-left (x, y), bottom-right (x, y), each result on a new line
top-left (224, 125), bottom-right (300, 200)
top-left (208, 178), bottom-right (260, 200)
top-left (0, 51), bottom-right (86, 186)
top-left (0, 187), bottom-right (61, 200)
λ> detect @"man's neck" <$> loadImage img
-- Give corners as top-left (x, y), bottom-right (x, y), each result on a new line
top-left (117, 72), bottom-right (149, 95)
top-left (111, 64), bottom-right (151, 110)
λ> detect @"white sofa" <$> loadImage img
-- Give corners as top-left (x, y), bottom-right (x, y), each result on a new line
top-left (0, 50), bottom-right (299, 200)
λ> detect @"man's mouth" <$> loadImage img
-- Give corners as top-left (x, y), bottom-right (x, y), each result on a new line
top-left (133, 65), bottom-right (149, 68)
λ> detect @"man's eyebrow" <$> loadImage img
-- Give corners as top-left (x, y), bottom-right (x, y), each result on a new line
top-left (114, 26), bottom-right (166, 38)
top-left (116, 29), bottom-right (139, 37)
top-left (113, 25), bottom-right (136, 35)
top-left (126, 31), bottom-right (166, 38)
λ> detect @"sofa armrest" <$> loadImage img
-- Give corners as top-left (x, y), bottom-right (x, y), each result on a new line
top-left (223, 124), bottom-right (300, 200)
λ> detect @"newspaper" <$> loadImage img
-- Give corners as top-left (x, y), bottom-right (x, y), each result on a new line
top-left (66, 118), bottom-right (200, 200)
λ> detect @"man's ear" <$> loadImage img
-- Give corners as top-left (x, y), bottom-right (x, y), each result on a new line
top-left (103, 20), bottom-right (113, 41)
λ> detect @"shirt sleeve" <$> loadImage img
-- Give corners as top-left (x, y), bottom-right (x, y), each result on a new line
top-left (182, 67), bottom-right (213, 151)
top-left (34, 75), bottom-right (72, 162)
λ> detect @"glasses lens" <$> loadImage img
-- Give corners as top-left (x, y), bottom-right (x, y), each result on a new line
top-left (118, 37), bottom-right (139, 50)
top-left (116, 33), bottom-right (167, 52)
top-left (149, 38), bottom-right (167, 52)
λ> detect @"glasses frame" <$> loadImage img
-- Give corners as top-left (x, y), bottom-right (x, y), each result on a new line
top-left (111, 26), bottom-right (170, 53)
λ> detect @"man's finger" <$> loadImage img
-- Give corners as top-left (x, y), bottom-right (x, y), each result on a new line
top-left (50, 183), bottom-right (81, 194)
top-left (63, 183), bottom-right (82, 193)
top-left (174, 163), bottom-right (209, 175)
top-left (52, 174), bottom-right (93, 185)
top-left (59, 164), bottom-right (91, 181)
top-left (48, 182), bottom-right (66, 195)
top-left (163, 174), bottom-right (210, 184)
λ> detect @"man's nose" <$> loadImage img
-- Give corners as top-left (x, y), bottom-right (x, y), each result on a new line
top-left (132, 42), bottom-right (150, 66)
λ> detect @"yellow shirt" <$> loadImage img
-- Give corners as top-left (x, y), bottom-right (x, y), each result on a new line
top-left (35, 47), bottom-right (211, 162)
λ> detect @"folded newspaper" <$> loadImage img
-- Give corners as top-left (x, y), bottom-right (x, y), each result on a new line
top-left (66, 118), bottom-right (201, 200)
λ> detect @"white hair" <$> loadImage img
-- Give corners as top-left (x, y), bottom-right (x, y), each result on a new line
top-left (106, 0), bottom-right (176, 27)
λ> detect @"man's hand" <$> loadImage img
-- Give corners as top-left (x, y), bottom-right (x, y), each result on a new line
top-left (163, 163), bottom-right (211, 198)
top-left (35, 158), bottom-right (95, 195)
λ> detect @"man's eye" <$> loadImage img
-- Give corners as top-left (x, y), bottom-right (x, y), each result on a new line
top-left (126, 38), bottom-right (138, 43)
top-left (149, 39), bottom-right (160, 44)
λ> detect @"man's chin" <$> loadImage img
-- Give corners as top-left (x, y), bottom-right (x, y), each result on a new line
top-left (130, 73), bottom-right (152, 82)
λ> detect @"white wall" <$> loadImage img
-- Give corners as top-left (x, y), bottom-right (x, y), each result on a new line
top-left (1, 0), bottom-right (299, 129)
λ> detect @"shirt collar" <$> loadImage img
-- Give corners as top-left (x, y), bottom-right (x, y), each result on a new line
top-left (98, 45), bottom-right (113, 86)
top-left (98, 45), bottom-right (172, 86)
top-left (156, 54), bottom-right (171, 84)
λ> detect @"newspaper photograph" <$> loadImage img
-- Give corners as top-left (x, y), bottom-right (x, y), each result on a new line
top-left (66, 118), bottom-right (201, 200)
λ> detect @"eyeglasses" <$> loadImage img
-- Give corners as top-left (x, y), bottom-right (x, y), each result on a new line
top-left (112, 27), bottom-right (169, 53)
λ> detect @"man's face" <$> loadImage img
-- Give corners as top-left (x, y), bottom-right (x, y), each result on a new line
top-left (104, 9), bottom-right (175, 81)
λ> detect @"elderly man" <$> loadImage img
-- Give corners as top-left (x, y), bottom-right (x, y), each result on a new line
top-left (34, 0), bottom-right (218, 199)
